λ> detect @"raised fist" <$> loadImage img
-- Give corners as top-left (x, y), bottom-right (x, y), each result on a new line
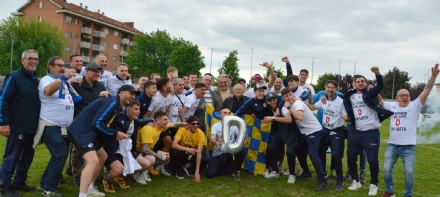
top-left (281, 56), bottom-right (289, 63)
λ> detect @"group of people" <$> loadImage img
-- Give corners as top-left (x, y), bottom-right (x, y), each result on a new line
top-left (0, 50), bottom-right (437, 197)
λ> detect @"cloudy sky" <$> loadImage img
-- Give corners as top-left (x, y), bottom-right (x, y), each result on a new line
top-left (2, 0), bottom-right (440, 85)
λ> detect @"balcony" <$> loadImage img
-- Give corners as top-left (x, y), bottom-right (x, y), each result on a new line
top-left (129, 41), bottom-right (136, 46)
top-left (93, 30), bottom-right (106, 38)
top-left (80, 41), bottom-right (91, 49)
top-left (120, 50), bottom-right (128, 57)
top-left (81, 56), bottom-right (90, 63)
top-left (92, 44), bottom-right (104, 51)
top-left (121, 38), bottom-right (129, 45)
top-left (81, 27), bottom-right (92, 34)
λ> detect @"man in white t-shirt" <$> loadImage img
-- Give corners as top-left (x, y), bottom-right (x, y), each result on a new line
top-left (286, 75), bottom-right (312, 103)
top-left (308, 80), bottom-right (348, 190)
top-left (282, 88), bottom-right (328, 191)
top-left (168, 78), bottom-right (186, 124)
top-left (107, 63), bottom-right (132, 96)
top-left (181, 83), bottom-right (207, 121)
top-left (37, 56), bottom-right (77, 196)
top-left (298, 69), bottom-right (315, 96)
top-left (270, 78), bottom-right (284, 95)
top-left (343, 67), bottom-right (393, 196)
top-left (381, 64), bottom-right (439, 197)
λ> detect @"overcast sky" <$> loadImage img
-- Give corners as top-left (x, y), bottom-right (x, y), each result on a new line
top-left (2, 0), bottom-right (440, 86)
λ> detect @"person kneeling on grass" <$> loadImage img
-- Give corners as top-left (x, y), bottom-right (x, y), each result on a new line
top-left (166, 116), bottom-right (208, 182)
top-left (135, 111), bottom-right (187, 183)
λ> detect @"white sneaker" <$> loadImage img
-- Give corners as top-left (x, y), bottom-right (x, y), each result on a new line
top-left (348, 180), bottom-right (362, 190)
top-left (263, 169), bottom-right (269, 176)
top-left (133, 172), bottom-right (147, 185)
top-left (264, 171), bottom-right (279, 179)
top-left (297, 168), bottom-right (303, 176)
top-left (283, 169), bottom-right (290, 176)
top-left (142, 171), bottom-right (151, 182)
top-left (158, 165), bottom-right (171, 176)
top-left (368, 184), bottom-right (378, 196)
top-left (87, 187), bottom-right (105, 196)
top-left (287, 175), bottom-right (295, 184)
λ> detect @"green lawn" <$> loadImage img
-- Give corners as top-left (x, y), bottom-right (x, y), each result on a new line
top-left (1, 119), bottom-right (440, 197)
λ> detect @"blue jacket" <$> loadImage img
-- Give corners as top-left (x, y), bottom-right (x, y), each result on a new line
top-left (343, 75), bottom-right (393, 126)
top-left (0, 66), bottom-right (40, 134)
top-left (68, 95), bottom-right (123, 148)
top-left (283, 62), bottom-right (293, 87)
top-left (235, 97), bottom-right (274, 119)
top-left (136, 92), bottom-right (152, 119)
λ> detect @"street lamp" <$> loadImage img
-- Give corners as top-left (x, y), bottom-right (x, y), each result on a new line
top-left (424, 74), bottom-right (427, 84)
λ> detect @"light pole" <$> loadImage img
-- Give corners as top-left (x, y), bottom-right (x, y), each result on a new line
top-left (391, 67), bottom-right (395, 99)
top-left (424, 74), bottom-right (427, 84)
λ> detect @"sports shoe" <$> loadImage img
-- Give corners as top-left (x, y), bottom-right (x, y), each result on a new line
top-left (335, 180), bottom-right (344, 191)
top-left (73, 177), bottom-right (80, 187)
top-left (42, 190), bottom-right (63, 197)
top-left (263, 169), bottom-right (269, 176)
top-left (382, 191), bottom-right (395, 197)
top-left (87, 187), bottom-right (105, 197)
top-left (297, 168), bottom-right (303, 176)
top-left (264, 171), bottom-right (279, 179)
top-left (360, 171), bottom-right (366, 184)
top-left (11, 183), bottom-right (36, 192)
top-left (37, 185), bottom-right (44, 191)
top-left (348, 180), bottom-right (362, 190)
top-left (149, 168), bottom-right (159, 176)
top-left (297, 173), bottom-right (313, 180)
top-left (115, 176), bottom-right (130, 189)
top-left (0, 187), bottom-right (22, 197)
top-left (368, 184), bottom-right (378, 196)
top-left (232, 171), bottom-right (241, 181)
top-left (287, 175), bottom-right (295, 184)
top-left (158, 165), bottom-right (171, 176)
top-left (142, 171), bottom-right (152, 182)
top-left (314, 181), bottom-right (329, 191)
top-left (183, 165), bottom-right (194, 177)
top-left (133, 172), bottom-right (147, 185)
top-left (344, 170), bottom-right (351, 180)
top-left (102, 178), bottom-right (115, 193)
top-left (176, 168), bottom-right (184, 179)
top-left (278, 165), bottom-right (284, 173)
top-left (283, 169), bottom-right (290, 176)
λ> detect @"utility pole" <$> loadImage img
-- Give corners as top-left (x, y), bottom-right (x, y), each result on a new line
top-left (250, 48), bottom-right (253, 79)
top-left (210, 48), bottom-right (213, 73)
top-left (337, 59), bottom-right (341, 90)
top-left (311, 57), bottom-right (314, 84)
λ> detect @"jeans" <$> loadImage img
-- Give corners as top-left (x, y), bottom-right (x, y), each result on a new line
top-left (0, 133), bottom-right (35, 189)
top-left (266, 131), bottom-right (296, 174)
top-left (296, 134), bottom-right (310, 174)
top-left (346, 123), bottom-right (366, 171)
top-left (167, 149), bottom-right (208, 174)
top-left (383, 144), bottom-right (415, 197)
top-left (206, 150), bottom-right (245, 178)
top-left (40, 126), bottom-right (69, 191)
top-left (325, 127), bottom-right (345, 181)
top-left (306, 130), bottom-right (327, 183)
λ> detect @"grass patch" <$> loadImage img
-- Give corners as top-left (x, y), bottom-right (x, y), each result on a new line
top-left (1, 119), bottom-right (440, 196)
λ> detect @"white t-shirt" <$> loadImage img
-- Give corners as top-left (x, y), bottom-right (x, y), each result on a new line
top-left (315, 96), bottom-right (347, 130)
top-left (147, 91), bottom-right (172, 118)
top-left (350, 93), bottom-right (381, 131)
top-left (243, 88), bottom-right (270, 99)
top-left (184, 94), bottom-right (200, 120)
top-left (168, 93), bottom-right (185, 122)
top-left (299, 83), bottom-right (315, 95)
top-left (106, 75), bottom-right (133, 96)
top-left (127, 120), bottom-right (135, 138)
top-left (383, 98), bottom-right (422, 145)
top-left (293, 86), bottom-right (310, 103)
top-left (270, 85), bottom-right (285, 95)
top-left (292, 100), bottom-right (322, 135)
top-left (38, 76), bottom-right (75, 127)
top-left (211, 121), bottom-right (238, 157)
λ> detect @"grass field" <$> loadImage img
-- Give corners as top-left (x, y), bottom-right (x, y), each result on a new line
top-left (1, 119), bottom-right (440, 197)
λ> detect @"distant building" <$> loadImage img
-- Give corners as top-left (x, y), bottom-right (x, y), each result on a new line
top-left (12, 0), bottom-right (142, 72)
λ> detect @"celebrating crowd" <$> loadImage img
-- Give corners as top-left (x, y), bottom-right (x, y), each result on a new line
top-left (0, 49), bottom-right (438, 197)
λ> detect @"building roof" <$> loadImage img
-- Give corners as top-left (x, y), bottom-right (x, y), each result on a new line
top-left (15, 0), bottom-right (142, 35)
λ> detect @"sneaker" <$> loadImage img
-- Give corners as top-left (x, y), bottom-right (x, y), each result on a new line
top-left (382, 191), bottom-right (395, 197)
top-left (142, 171), bottom-right (151, 182)
top-left (324, 171), bottom-right (328, 178)
top-left (37, 185), bottom-right (44, 191)
top-left (115, 176), bottom-right (130, 189)
top-left (183, 165), bottom-right (194, 177)
top-left (0, 188), bottom-right (22, 197)
top-left (11, 183), bottom-right (35, 192)
top-left (348, 180), bottom-right (362, 190)
top-left (360, 171), bottom-right (366, 184)
top-left (42, 190), bottom-right (63, 197)
top-left (278, 166), bottom-right (284, 173)
top-left (287, 175), bottom-right (295, 184)
top-left (368, 184), bottom-right (378, 196)
top-left (264, 171), bottom-right (279, 179)
top-left (158, 165), bottom-right (171, 176)
top-left (149, 168), bottom-right (159, 176)
top-left (335, 180), bottom-right (344, 191)
top-left (133, 172), bottom-right (147, 185)
top-left (297, 173), bottom-right (313, 180)
top-left (232, 171), bottom-right (241, 181)
top-left (73, 177), bottom-right (80, 187)
top-left (283, 169), bottom-right (290, 176)
top-left (344, 170), bottom-right (351, 180)
top-left (87, 187), bottom-right (105, 197)
top-left (102, 178), bottom-right (115, 193)
top-left (176, 168), bottom-right (184, 180)
top-left (65, 167), bottom-right (73, 178)
top-left (314, 181), bottom-right (329, 191)
top-left (94, 177), bottom-right (104, 187)
top-left (263, 169), bottom-right (269, 176)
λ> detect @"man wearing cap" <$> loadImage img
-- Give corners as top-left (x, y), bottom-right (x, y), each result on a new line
top-left (243, 62), bottom-right (276, 98)
top-left (237, 78), bottom-right (246, 89)
top-left (69, 63), bottom-right (110, 187)
top-left (107, 63), bottom-right (132, 96)
top-left (235, 83), bottom-right (273, 119)
top-left (81, 54), bottom-right (113, 87)
top-left (67, 84), bottom-right (138, 197)
top-left (221, 84), bottom-right (249, 113)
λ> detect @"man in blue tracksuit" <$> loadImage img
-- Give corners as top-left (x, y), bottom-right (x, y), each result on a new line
top-left (68, 85), bottom-right (139, 197)
top-left (343, 67), bottom-right (393, 196)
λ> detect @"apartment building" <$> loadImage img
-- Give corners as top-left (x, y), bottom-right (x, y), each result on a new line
top-left (12, 0), bottom-right (142, 72)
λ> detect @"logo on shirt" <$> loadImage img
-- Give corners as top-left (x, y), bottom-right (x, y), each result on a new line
top-left (325, 116), bottom-right (330, 123)
top-left (358, 109), bottom-right (362, 116)
top-left (396, 119), bottom-right (400, 126)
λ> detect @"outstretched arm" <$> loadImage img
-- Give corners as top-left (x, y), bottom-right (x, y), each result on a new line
top-left (419, 63), bottom-right (439, 105)
top-left (281, 56), bottom-right (293, 87)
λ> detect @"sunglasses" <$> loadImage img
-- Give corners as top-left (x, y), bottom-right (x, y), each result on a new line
top-left (189, 122), bottom-right (199, 126)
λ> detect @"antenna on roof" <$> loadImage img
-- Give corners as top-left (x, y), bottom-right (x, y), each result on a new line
top-left (85, 6), bottom-right (88, 10)
top-left (97, 9), bottom-right (100, 14)
top-left (80, 3), bottom-right (82, 7)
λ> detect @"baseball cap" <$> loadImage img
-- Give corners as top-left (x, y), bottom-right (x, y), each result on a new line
top-left (237, 78), bottom-right (246, 83)
top-left (265, 92), bottom-right (278, 101)
top-left (254, 83), bottom-right (267, 91)
top-left (118, 84), bottom-right (140, 96)
top-left (85, 63), bottom-right (102, 70)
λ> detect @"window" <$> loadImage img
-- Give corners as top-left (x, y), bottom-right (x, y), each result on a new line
top-left (113, 44), bottom-right (118, 50)
top-left (113, 56), bottom-right (117, 62)
top-left (104, 28), bottom-right (109, 34)
top-left (39, 1), bottom-right (43, 8)
top-left (104, 41), bottom-right (109, 47)
top-left (38, 16), bottom-right (42, 21)
top-left (114, 31), bottom-right (119, 37)
top-left (65, 31), bottom-right (72, 38)
top-left (104, 54), bottom-right (108, 59)
top-left (66, 16), bottom-right (72, 23)
top-left (64, 47), bottom-right (71, 54)
top-left (75, 19), bottom-right (78, 25)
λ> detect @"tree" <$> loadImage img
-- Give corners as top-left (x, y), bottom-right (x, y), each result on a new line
top-left (263, 63), bottom-right (285, 82)
top-left (125, 29), bottom-right (205, 78)
top-left (218, 50), bottom-right (240, 85)
top-left (0, 16), bottom-right (67, 76)
top-left (382, 66), bottom-right (411, 99)
top-left (409, 82), bottom-right (426, 101)
top-left (314, 73), bottom-right (340, 93)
